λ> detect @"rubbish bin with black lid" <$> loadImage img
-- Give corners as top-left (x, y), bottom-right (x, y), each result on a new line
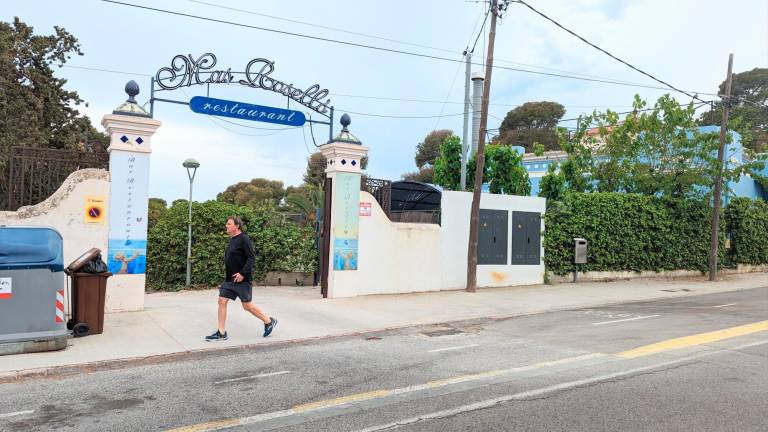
top-left (0, 226), bottom-right (68, 355)
top-left (65, 248), bottom-right (112, 337)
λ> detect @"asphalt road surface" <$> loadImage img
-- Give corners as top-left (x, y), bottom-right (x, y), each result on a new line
top-left (1, 287), bottom-right (766, 432)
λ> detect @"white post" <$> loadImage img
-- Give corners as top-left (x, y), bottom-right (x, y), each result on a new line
top-left (320, 114), bottom-right (368, 298)
top-left (100, 81), bottom-right (161, 312)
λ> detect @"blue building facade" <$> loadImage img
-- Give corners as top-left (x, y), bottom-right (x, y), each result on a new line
top-left (520, 127), bottom-right (767, 201)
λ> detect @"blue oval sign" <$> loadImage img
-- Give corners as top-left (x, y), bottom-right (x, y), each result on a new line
top-left (189, 96), bottom-right (306, 126)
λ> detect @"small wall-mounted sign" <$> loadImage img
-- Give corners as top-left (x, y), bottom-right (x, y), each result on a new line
top-left (84, 195), bottom-right (106, 224)
top-left (0, 277), bottom-right (11, 299)
top-left (359, 202), bottom-right (372, 216)
top-left (189, 96), bottom-right (306, 127)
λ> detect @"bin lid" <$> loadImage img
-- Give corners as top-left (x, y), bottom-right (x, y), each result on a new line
top-left (0, 226), bottom-right (64, 271)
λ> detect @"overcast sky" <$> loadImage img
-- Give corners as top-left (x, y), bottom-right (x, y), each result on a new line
top-left (5, 0), bottom-right (767, 203)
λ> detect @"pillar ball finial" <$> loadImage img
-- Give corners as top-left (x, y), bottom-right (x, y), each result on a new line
top-left (125, 80), bottom-right (140, 103)
top-left (340, 113), bottom-right (351, 131)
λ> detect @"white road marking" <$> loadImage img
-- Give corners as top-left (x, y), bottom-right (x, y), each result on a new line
top-left (214, 370), bottom-right (290, 385)
top-left (353, 340), bottom-right (768, 432)
top-left (711, 303), bottom-right (736, 308)
top-left (0, 410), bottom-right (34, 419)
top-left (592, 315), bottom-right (660, 326)
top-left (427, 344), bottom-right (479, 353)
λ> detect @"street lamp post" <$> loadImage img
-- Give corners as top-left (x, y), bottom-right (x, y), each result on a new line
top-left (183, 158), bottom-right (200, 287)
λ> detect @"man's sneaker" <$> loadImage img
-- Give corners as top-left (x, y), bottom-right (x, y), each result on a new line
top-left (263, 317), bottom-right (277, 337)
top-left (205, 330), bottom-right (228, 342)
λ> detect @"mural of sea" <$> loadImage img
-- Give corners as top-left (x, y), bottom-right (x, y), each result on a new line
top-left (107, 239), bottom-right (147, 274)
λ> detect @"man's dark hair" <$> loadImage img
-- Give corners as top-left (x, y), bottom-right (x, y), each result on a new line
top-left (227, 216), bottom-right (245, 232)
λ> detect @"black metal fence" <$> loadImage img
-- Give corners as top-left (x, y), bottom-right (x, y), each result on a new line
top-left (360, 177), bottom-right (392, 218)
top-left (2, 146), bottom-right (109, 211)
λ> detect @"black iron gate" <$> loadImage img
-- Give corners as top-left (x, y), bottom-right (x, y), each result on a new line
top-left (2, 146), bottom-right (109, 211)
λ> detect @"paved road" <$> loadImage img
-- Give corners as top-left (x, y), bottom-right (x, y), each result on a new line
top-left (1, 287), bottom-right (766, 431)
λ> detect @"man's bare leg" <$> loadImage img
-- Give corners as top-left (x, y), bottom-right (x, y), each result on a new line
top-left (218, 297), bottom-right (229, 333)
top-left (242, 302), bottom-right (270, 324)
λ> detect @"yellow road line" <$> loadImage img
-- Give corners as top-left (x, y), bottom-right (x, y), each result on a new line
top-left (293, 389), bottom-right (391, 413)
top-left (164, 418), bottom-right (240, 432)
top-left (617, 320), bottom-right (768, 359)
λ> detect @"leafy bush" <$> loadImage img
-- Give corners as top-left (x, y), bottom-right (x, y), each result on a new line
top-left (544, 193), bottom-right (722, 275)
top-left (724, 197), bottom-right (768, 265)
top-left (147, 200), bottom-right (316, 290)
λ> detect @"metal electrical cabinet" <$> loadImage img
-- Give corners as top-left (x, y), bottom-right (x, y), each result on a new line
top-left (0, 226), bottom-right (68, 355)
top-left (511, 211), bottom-right (542, 265)
top-left (477, 209), bottom-right (508, 265)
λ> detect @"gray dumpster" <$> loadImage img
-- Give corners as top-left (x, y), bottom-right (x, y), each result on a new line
top-left (0, 226), bottom-right (68, 355)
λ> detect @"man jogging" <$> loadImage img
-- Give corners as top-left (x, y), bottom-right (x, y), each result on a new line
top-left (205, 216), bottom-right (277, 341)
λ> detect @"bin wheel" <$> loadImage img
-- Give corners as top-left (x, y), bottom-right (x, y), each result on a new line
top-left (66, 319), bottom-right (75, 330)
top-left (73, 323), bottom-right (90, 337)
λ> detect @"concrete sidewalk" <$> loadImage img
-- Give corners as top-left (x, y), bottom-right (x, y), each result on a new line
top-left (1, 272), bottom-right (766, 379)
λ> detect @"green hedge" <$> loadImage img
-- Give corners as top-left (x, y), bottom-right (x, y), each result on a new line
top-left (544, 193), bottom-right (722, 275)
top-left (147, 200), bottom-right (316, 290)
top-left (724, 197), bottom-right (768, 265)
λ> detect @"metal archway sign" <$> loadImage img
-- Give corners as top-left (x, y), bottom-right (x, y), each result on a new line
top-left (151, 53), bottom-right (333, 138)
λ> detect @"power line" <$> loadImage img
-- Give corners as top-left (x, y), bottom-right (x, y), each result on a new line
top-left (99, 0), bottom-right (717, 96)
top-left (514, 0), bottom-right (707, 102)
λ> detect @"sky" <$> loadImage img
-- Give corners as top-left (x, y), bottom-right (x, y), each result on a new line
top-left (4, 0), bottom-right (767, 203)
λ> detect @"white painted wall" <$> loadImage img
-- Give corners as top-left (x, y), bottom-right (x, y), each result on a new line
top-left (332, 190), bottom-right (546, 297)
top-left (0, 168), bottom-right (141, 312)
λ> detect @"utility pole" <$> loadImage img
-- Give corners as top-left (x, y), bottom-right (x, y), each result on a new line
top-left (709, 53), bottom-right (734, 282)
top-left (467, 0), bottom-right (501, 292)
top-left (461, 49), bottom-right (472, 191)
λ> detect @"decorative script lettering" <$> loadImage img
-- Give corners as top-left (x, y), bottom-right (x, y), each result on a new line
top-left (155, 53), bottom-right (331, 115)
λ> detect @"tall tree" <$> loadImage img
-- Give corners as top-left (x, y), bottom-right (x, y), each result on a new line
top-left (699, 68), bottom-right (767, 154)
top-left (433, 135), bottom-right (463, 190)
top-left (401, 166), bottom-right (434, 183)
top-left (415, 129), bottom-right (453, 169)
top-left (496, 101), bottom-right (566, 152)
top-left (147, 198), bottom-right (167, 230)
top-left (217, 178), bottom-right (286, 207)
top-left (0, 18), bottom-right (107, 205)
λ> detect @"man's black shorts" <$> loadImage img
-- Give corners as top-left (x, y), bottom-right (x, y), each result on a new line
top-left (219, 281), bottom-right (252, 302)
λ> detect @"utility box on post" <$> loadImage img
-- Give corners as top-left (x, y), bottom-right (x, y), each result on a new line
top-left (574, 238), bottom-right (588, 264)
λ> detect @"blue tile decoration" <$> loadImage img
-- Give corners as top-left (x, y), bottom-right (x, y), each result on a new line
top-left (351, 160), bottom-right (357, 166)
top-left (341, 159), bottom-right (347, 165)
top-left (136, 137), bottom-right (144, 144)
top-left (120, 135), bottom-right (129, 143)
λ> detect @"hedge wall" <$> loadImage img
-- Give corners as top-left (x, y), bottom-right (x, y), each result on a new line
top-left (147, 200), bottom-right (316, 290)
top-left (724, 197), bottom-right (768, 265)
top-left (544, 193), bottom-right (722, 275)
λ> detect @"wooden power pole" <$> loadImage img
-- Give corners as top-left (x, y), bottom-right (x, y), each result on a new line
top-left (467, 0), bottom-right (500, 292)
top-left (709, 53), bottom-right (734, 281)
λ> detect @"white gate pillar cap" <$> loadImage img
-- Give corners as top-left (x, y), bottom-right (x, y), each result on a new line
top-left (320, 113), bottom-right (368, 174)
top-left (101, 80), bottom-right (161, 154)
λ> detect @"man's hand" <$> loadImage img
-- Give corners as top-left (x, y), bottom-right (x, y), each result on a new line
top-left (232, 273), bottom-right (244, 283)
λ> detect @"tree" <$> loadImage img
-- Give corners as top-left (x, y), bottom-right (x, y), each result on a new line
top-left (497, 102), bottom-right (565, 152)
top-left (415, 129), bottom-right (453, 169)
top-left (147, 198), bottom-right (167, 230)
top-left (538, 163), bottom-right (567, 201)
top-left (699, 68), bottom-right (767, 154)
top-left (486, 145), bottom-right (530, 195)
top-left (401, 166), bottom-right (434, 183)
top-left (433, 135), bottom-right (463, 190)
top-left (0, 18), bottom-right (108, 205)
top-left (217, 178), bottom-right (286, 207)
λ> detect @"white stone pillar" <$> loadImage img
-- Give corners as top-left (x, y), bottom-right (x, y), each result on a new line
top-left (100, 81), bottom-right (161, 312)
top-left (320, 114), bottom-right (368, 298)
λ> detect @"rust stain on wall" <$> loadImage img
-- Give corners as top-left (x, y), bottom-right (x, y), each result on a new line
top-left (491, 271), bottom-right (507, 283)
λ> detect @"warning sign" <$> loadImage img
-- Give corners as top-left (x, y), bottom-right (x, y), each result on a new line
top-left (359, 202), bottom-right (371, 217)
top-left (0, 277), bottom-right (11, 299)
top-left (84, 195), bottom-right (106, 224)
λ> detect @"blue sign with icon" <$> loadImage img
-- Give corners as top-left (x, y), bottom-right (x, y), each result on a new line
top-left (189, 96), bottom-right (306, 126)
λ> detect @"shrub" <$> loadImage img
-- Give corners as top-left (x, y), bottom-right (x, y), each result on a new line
top-left (725, 197), bottom-right (768, 265)
top-left (147, 200), bottom-right (316, 290)
top-left (543, 193), bottom-right (722, 275)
